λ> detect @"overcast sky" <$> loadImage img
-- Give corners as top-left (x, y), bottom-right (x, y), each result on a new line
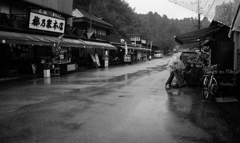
top-left (124, 0), bottom-right (198, 19)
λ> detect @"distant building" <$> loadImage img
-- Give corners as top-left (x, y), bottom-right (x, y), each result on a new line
top-left (72, 9), bottom-right (113, 40)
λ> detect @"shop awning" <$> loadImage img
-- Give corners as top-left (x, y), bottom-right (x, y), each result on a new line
top-left (120, 45), bottom-right (134, 50)
top-left (83, 40), bottom-right (117, 50)
top-left (145, 48), bottom-right (152, 51)
top-left (174, 25), bottom-right (222, 45)
top-left (0, 31), bottom-right (55, 46)
top-left (0, 31), bottom-right (86, 47)
top-left (61, 38), bottom-right (86, 48)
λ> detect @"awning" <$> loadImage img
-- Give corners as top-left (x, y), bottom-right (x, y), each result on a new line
top-left (0, 31), bottom-right (86, 47)
top-left (61, 38), bottom-right (86, 48)
top-left (83, 40), bottom-right (117, 50)
top-left (201, 39), bottom-right (212, 46)
top-left (145, 48), bottom-right (152, 51)
top-left (120, 45), bottom-right (134, 50)
top-left (174, 25), bottom-right (222, 45)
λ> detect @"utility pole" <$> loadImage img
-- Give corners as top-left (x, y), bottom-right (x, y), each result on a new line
top-left (89, 2), bottom-right (92, 33)
top-left (191, 0), bottom-right (201, 30)
top-left (87, 1), bottom-right (94, 39)
top-left (197, 0), bottom-right (201, 51)
top-left (198, 0), bottom-right (200, 30)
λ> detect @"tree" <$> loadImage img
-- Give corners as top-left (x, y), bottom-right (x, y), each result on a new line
top-left (73, 0), bottom-right (209, 47)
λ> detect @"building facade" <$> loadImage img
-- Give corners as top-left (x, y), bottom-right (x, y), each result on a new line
top-left (72, 9), bottom-right (117, 68)
top-left (0, 0), bottom-right (90, 76)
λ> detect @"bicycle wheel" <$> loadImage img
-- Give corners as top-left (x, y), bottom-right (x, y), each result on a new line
top-left (210, 77), bottom-right (218, 97)
top-left (202, 76), bottom-right (210, 100)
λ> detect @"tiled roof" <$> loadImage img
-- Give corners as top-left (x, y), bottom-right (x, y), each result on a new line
top-left (73, 9), bottom-right (113, 27)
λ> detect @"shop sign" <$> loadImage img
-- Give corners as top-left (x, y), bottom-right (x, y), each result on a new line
top-left (130, 36), bottom-right (141, 42)
top-left (124, 55), bottom-right (131, 62)
top-left (31, 9), bottom-right (64, 19)
top-left (104, 60), bottom-right (108, 67)
top-left (141, 39), bottom-right (146, 44)
top-left (67, 64), bottom-right (76, 71)
top-left (29, 12), bottom-right (65, 33)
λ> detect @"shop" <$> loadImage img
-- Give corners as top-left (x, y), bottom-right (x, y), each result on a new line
top-left (114, 44), bottom-right (135, 64)
top-left (134, 46), bottom-right (146, 61)
top-left (51, 47), bottom-right (80, 75)
top-left (0, 4), bottom-right (93, 77)
top-left (174, 23), bottom-right (224, 85)
top-left (81, 40), bottom-right (117, 68)
top-left (0, 30), bottom-right (88, 77)
top-left (0, 31), bottom-right (57, 76)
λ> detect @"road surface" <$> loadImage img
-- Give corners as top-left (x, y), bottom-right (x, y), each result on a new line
top-left (0, 56), bottom-right (239, 143)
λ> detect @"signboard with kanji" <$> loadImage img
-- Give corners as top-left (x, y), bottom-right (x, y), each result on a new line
top-left (29, 12), bottom-right (65, 33)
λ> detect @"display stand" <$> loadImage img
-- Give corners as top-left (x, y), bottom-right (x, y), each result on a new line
top-left (50, 68), bottom-right (60, 76)
top-left (183, 63), bottom-right (203, 85)
top-left (90, 54), bottom-right (98, 68)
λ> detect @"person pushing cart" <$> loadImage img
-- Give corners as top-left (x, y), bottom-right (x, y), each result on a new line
top-left (166, 56), bottom-right (186, 88)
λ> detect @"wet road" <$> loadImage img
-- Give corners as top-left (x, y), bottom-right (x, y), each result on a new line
top-left (0, 56), bottom-right (240, 143)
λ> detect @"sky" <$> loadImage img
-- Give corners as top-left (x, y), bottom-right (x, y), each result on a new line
top-left (124, 0), bottom-right (199, 19)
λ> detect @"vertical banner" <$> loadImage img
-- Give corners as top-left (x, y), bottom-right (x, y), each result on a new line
top-left (55, 34), bottom-right (64, 60)
top-left (134, 37), bottom-right (137, 46)
top-left (104, 50), bottom-right (109, 67)
top-left (125, 42), bottom-right (128, 55)
top-left (150, 41), bottom-right (152, 54)
top-left (57, 34), bottom-right (64, 46)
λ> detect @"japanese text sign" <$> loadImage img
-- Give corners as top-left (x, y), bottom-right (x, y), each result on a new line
top-left (29, 12), bottom-right (65, 33)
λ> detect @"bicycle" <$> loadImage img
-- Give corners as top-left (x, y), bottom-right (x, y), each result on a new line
top-left (202, 64), bottom-right (219, 101)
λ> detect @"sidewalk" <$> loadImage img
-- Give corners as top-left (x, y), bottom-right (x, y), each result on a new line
top-left (0, 67), bottom-right (89, 84)
top-left (0, 61), bottom-right (148, 84)
top-left (0, 72), bottom-right (43, 85)
top-left (216, 100), bottom-right (240, 133)
top-left (165, 71), bottom-right (240, 132)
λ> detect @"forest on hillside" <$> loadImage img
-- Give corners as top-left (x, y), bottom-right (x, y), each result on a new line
top-left (73, 0), bottom-right (210, 50)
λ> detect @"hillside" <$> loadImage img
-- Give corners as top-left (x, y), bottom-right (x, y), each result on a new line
top-left (73, 0), bottom-right (210, 50)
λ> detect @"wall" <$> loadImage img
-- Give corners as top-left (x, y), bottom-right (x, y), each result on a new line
top-left (233, 32), bottom-right (240, 70)
top-left (23, 0), bottom-right (72, 16)
top-left (0, 0), bottom-right (9, 14)
top-left (211, 26), bottom-right (234, 70)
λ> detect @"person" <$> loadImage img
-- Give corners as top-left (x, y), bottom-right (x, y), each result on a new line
top-left (165, 70), bottom-right (175, 88)
top-left (165, 56), bottom-right (186, 88)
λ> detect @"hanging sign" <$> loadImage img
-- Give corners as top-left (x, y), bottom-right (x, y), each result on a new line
top-left (29, 12), bottom-right (65, 33)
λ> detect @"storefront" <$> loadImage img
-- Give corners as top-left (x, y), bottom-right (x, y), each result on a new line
top-left (81, 40), bottom-right (117, 68)
top-left (111, 44), bottom-right (135, 64)
top-left (134, 46), bottom-right (146, 61)
top-left (0, 30), bottom-right (87, 76)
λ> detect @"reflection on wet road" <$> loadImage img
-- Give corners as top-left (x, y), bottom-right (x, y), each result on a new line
top-left (0, 57), bottom-right (239, 143)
